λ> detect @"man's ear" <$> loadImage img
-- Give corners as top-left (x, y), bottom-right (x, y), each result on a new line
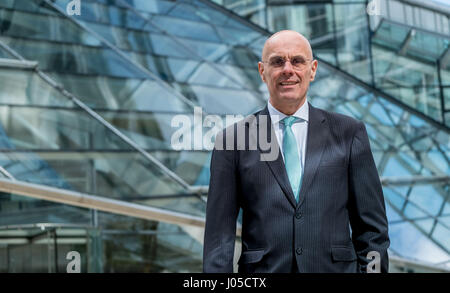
top-left (258, 62), bottom-right (266, 83)
top-left (310, 59), bottom-right (318, 82)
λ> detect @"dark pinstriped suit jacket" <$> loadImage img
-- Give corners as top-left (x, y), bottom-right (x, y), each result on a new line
top-left (203, 103), bottom-right (390, 273)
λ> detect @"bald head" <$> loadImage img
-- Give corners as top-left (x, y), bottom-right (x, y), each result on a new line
top-left (261, 30), bottom-right (313, 61)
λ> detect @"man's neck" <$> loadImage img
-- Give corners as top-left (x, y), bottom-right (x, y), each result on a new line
top-left (269, 97), bottom-right (307, 116)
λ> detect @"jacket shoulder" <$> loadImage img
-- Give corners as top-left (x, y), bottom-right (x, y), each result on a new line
top-left (313, 106), bottom-right (364, 130)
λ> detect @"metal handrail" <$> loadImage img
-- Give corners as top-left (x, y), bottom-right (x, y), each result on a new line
top-left (0, 177), bottom-right (206, 228)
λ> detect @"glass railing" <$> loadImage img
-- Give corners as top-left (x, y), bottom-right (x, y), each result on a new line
top-left (0, 192), bottom-right (202, 272)
top-left (371, 19), bottom-right (447, 122)
top-left (368, 0), bottom-right (450, 36)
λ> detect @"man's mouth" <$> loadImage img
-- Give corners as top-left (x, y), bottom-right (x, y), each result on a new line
top-left (279, 81), bottom-right (298, 86)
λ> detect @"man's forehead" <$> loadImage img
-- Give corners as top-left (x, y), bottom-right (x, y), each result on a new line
top-left (262, 31), bottom-right (312, 60)
top-left (266, 51), bottom-right (308, 59)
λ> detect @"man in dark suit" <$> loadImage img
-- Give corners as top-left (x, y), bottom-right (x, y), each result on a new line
top-left (203, 30), bottom-right (390, 273)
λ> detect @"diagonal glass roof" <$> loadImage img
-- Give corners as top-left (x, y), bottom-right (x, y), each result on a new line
top-left (0, 2), bottom-right (193, 113)
top-left (0, 0), bottom-right (264, 188)
top-left (47, 0), bottom-right (267, 112)
top-left (0, 65), bottom-right (205, 217)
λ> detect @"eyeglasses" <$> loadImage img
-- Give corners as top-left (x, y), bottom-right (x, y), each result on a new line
top-left (262, 56), bottom-right (313, 70)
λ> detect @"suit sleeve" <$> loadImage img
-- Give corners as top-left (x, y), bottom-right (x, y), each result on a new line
top-left (348, 121), bottom-right (390, 273)
top-left (203, 129), bottom-right (240, 273)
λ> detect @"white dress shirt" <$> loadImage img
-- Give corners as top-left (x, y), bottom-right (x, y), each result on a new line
top-left (267, 99), bottom-right (309, 169)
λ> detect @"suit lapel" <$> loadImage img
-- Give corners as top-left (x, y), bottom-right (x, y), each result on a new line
top-left (252, 107), bottom-right (297, 208)
top-left (249, 104), bottom-right (327, 209)
top-left (297, 104), bottom-right (327, 208)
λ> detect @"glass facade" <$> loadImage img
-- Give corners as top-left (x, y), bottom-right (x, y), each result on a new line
top-left (215, 0), bottom-right (450, 127)
top-left (0, 0), bottom-right (448, 272)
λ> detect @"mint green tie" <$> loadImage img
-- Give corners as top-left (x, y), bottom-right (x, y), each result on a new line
top-left (281, 116), bottom-right (302, 202)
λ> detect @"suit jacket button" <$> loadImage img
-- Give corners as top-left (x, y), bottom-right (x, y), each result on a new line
top-left (295, 211), bottom-right (302, 219)
top-left (296, 247), bottom-right (303, 255)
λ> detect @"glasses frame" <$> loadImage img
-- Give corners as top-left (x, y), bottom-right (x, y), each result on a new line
top-left (261, 56), bottom-right (315, 70)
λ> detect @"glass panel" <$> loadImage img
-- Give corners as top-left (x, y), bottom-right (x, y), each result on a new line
top-left (0, 47), bottom-right (14, 59)
top-left (0, 68), bottom-right (206, 217)
top-left (372, 20), bottom-right (410, 51)
top-left (49, 72), bottom-right (191, 112)
top-left (432, 222), bottom-right (450, 252)
top-left (0, 8), bottom-right (101, 46)
top-left (384, 187), bottom-right (406, 210)
top-left (0, 67), bottom-right (73, 107)
top-left (117, 0), bottom-right (176, 14)
top-left (408, 185), bottom-right (445, 216)
top-left (0, 192), bottom-right (203, 272)
top-left (0, 36), bottom-right (146, 79)
top-left (188, 84), bottom-right (264, 115)
top-left (64, 0), bottom-right (267, 95)
top-left (0, 2), bottom-right (193, 112)
top-left (152, 150), bottom-right (211, 186)
top-left (45, 1), bottom-right (268, 118)
top-left (407, 30), bottom-right (448, 61)
top-left (168, 1), bottom-right (223, 23)
top-left (389, 1), bottom-right (404, 23)
top-left (0, 0), bottom-right (58, 15)
top-left (177, 0), bottom-right (259, 32)
top-left (268, 4), bottom-right (337, 65)
top-left (440, 63), bottom-right (450, 86)
top-left (334, 4), bottom-right (372, 83)
top-left (387, 207), bottom-right (450, 265)
top-left (151, 15), bottom-right (221, 43)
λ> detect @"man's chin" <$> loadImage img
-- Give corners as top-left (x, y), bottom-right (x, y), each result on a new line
top-left (279, 95), bottom-right (305, 104)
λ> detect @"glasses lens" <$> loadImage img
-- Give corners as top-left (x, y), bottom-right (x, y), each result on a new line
top-left (269, 57), bottom-right (308, 69)
top-left (270, 57), bottom-right (285, 67)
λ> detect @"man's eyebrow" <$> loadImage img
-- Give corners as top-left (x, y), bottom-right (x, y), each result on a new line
top-left (268, 55), bottom-right (307, 60)
top-left (268, 55), bottom-right (283, 60)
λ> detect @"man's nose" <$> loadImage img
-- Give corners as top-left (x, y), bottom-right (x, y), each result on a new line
top-left (281, 60), bottom-right (294, 74)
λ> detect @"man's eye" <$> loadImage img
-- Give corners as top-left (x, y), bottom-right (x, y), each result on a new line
top-left (292, 58), bottom-right (305, 65)
top-left (271, 58), bottom-right (284, 66)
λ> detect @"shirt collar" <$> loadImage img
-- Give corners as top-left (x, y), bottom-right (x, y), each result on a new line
top-left (267, 98), bottom-right (309, 125)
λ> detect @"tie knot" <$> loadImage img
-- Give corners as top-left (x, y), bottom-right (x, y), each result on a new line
top-left (281, 116), bottom-right (298, 127)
